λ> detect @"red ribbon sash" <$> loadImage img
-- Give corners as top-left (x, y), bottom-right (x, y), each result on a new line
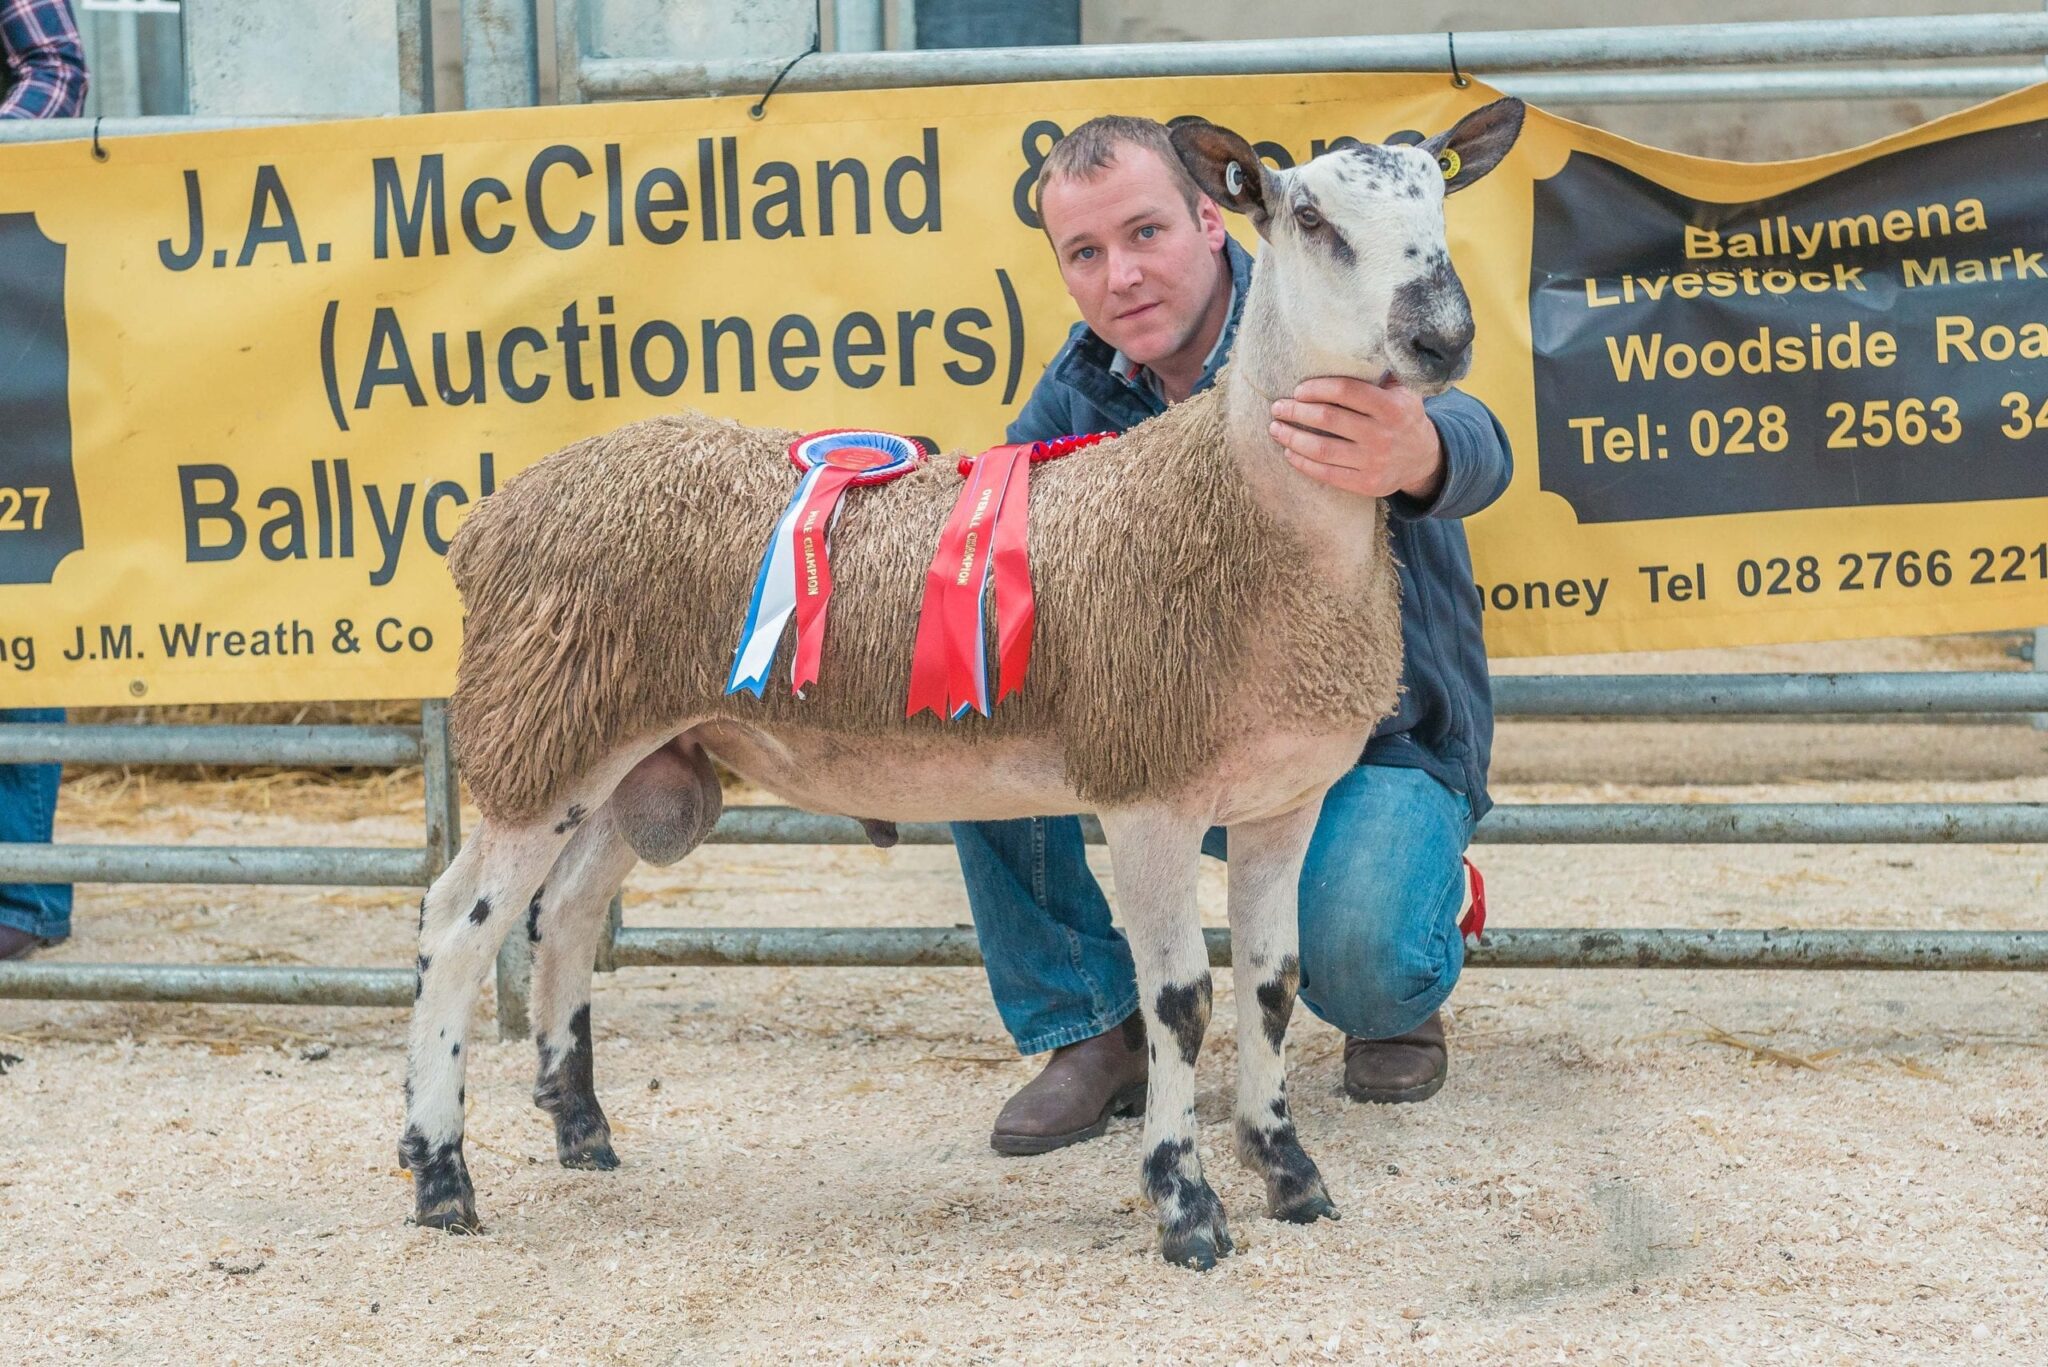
top-left (787, 464), bottom-right (863, 697)
top-left (906, 430), bottom-right (1113, 720)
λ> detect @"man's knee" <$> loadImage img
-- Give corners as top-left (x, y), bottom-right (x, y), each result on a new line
top-left (1296, 869), bottom-right (1464, 1040)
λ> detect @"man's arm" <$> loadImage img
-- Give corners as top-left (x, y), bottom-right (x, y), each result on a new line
top-left (0, 0), bottom-right (89, 121)
top-left (1267, 377), bottom-right (1512, 521)
top-left (1398, 388), bottom-right (1513, 522)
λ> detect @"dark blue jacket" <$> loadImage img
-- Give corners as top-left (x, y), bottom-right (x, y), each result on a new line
top-left (1005, 238), bottom-right (1512, 818)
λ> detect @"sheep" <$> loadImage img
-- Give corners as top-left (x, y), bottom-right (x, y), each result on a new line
top-left (399, 98), bottom-right (1525, 1269)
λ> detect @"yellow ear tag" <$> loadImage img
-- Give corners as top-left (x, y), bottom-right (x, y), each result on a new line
top-left (1438, 149), bottom-right (1462, 181)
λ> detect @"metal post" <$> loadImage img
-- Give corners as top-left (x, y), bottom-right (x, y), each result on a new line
top-left (418, 700), bottom-right (460, 874)
top-left (495, 928), bottom-right (533, 1040)
top-left (553, 0), bottom-right (586, 102)
top-left (2034, 627), bottom-right (2048, 730)
top-left (595, 893), bottom-right (623, 974)
top-left (461, 0), bottom-right (540, 108)
top-left (835, 0), bottom-right (886, 52)
top-left (396, 0), bottom-right (437, 114)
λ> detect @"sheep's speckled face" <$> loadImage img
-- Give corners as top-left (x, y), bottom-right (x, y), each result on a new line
top-left (1169, 100), bottom-right (1525, 396)
top-left (1268, 143), bottom-right (1472, 393)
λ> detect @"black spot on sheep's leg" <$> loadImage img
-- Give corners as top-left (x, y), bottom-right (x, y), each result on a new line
top-left (468, 896), bottom-right (491, 926)
top-left (533, 1003), bottom-right (616, 1171)
top-left (1153, 976), bottom-right (1212, 1068)
top-left (526, 891), bottom-right (544, 943)
top-left (1142, 1137), bottom-right (1232, 1270)
top-left (1235, 1116), bottom-right (1337, 1225)
top-left (400, 1127), bottom-right (479, 1233)
top-left (413, 953), bottom-right (430, 1001)
top-left (1254, 954), bottom-right (1301, 1053)
top-left (554, 804), bottom-right (587, 835)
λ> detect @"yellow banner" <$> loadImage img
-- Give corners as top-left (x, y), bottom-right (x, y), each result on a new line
top-left (3, 75), bottom-right (2046, 705)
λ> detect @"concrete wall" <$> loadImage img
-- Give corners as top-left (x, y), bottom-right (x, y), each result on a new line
top-left (1080, 0), bottom-right (2046, 160)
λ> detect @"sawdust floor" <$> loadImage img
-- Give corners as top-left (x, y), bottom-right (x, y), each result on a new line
top-left (6, 638), bottom-right (2048, 1363)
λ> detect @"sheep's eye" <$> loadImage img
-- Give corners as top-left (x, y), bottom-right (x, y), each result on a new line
top-left (1438, 149), bottom-right (1462, 181)
top-left (1294, 205), bottom-right (1323, 230)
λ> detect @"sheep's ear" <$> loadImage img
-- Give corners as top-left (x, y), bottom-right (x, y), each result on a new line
top-left (1168, 116), bottom-right (1272, 235)
top-left (1421, 97), bottom-right (1525, 194)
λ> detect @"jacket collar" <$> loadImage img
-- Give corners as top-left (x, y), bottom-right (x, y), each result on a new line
top-left (1050, 235), bottom-right (1255, 431)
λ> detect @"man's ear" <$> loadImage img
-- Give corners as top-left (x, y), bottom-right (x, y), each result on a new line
top-left (1168, 116), bottom-right (1274, 236)
top-left (1421, 97), bottom-right (1525, 194)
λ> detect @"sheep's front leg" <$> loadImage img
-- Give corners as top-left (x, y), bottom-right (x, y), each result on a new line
top-left (1226, 800), bottom-right (1337, 1224)
top-left (1101, 806), bottom-right (1230, 1269)
top-left (528, 806), bottom-right (638, 1170)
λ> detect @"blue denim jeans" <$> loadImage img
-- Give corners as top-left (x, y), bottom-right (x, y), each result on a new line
top-left (0, 707), bottom-right (70, 942)
top-left (951, 764), bottom-right (1477, 1055)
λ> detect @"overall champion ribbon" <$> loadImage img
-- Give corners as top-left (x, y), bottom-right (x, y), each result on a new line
top-left (906, 431), bottom-right (1112, 719)
top-left (727, 429), bottom-right (923, 697)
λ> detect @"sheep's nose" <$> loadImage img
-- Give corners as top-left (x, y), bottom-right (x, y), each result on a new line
top-left (1410, 320), bottom-right (1475, 381)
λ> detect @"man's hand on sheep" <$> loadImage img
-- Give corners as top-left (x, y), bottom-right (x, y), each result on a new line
top-left (1267, 376), bottom-right (1447, 504)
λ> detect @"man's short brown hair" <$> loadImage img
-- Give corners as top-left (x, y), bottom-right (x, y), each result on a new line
top-left (1034, 115), bottom-right (1207, 226)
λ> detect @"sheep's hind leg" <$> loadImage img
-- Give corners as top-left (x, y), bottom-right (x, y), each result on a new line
top-left (401, 815), bottom-right (574, 1232)
top-left (1101, 806), bottom-right (1231, 1270)
top-left (528, 805), bottom-right (638, 1171)
top-left (1226, 801), bottom-right (1338, 1225)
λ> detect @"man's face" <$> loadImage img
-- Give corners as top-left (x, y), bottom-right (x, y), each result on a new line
top-left (1040, 145), bottom-right (1229, 369)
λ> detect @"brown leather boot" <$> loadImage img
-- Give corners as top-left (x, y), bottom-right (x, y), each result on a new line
top-left (990, 1013), bottom-right (1148, 1156)
top-left (0, 925), bottom-right (39, 961)
top-left (1342, 1010), bottom-right (1447, 1104)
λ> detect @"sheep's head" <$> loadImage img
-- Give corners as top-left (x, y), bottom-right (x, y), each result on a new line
top-left (1169, 99), bottom-right (1523, 395)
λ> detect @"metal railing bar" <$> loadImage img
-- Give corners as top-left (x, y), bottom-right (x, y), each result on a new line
top-left (1, 674), bottom-right (2035, 770)
top-left (1491, 673), bottom-right (2048, 716)
top-left (3, 67), bottom-right (2037, 141)
top-left (9, 926), bottom-right (2045, 1007)
top-left (0, 723), bottom-right (423, 767)
top-left (0, 115), bottom-right (322, 143)
top-left (1497, 65), bottom-right (2044, 103)
top-left (704, 803), bottom-right (2048, 848)
top-left (0, 961), bottom-right (412, 1006)
top-left (0, 845), bottom-right (434, 886)
top-left (606, 926), bottom-right (2048, 972)
top-left (572, 15), bottom-right (2048, 100)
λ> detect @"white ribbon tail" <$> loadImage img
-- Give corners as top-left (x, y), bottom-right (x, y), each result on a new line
top-left (726, 468), bottom-right (820, 696)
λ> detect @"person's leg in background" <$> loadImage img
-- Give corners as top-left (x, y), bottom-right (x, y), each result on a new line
top-left (0, 707), bottom-right (71, 960)
top-left (951, 816), bottom-right (1148, 1153)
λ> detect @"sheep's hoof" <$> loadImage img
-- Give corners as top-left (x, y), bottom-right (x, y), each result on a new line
top-left (1272, 1184), bottom-right (1340, 1225)
top-left (1159, 1214), bottom-right (1235, 1271)
top-left (558, 1134), bottom-right (621, 1171)
top-left (1264, 1159), bottom-right (1338, 1224)
top-left (1157, 1185), bottom-right (1235, 1270)
top-left (402, 1132), bottom-right (480, 1233)
top-left (414, 1194), bottom-right (483, 1234)
top-left (546, 1098), bottom-right (620, 1171)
